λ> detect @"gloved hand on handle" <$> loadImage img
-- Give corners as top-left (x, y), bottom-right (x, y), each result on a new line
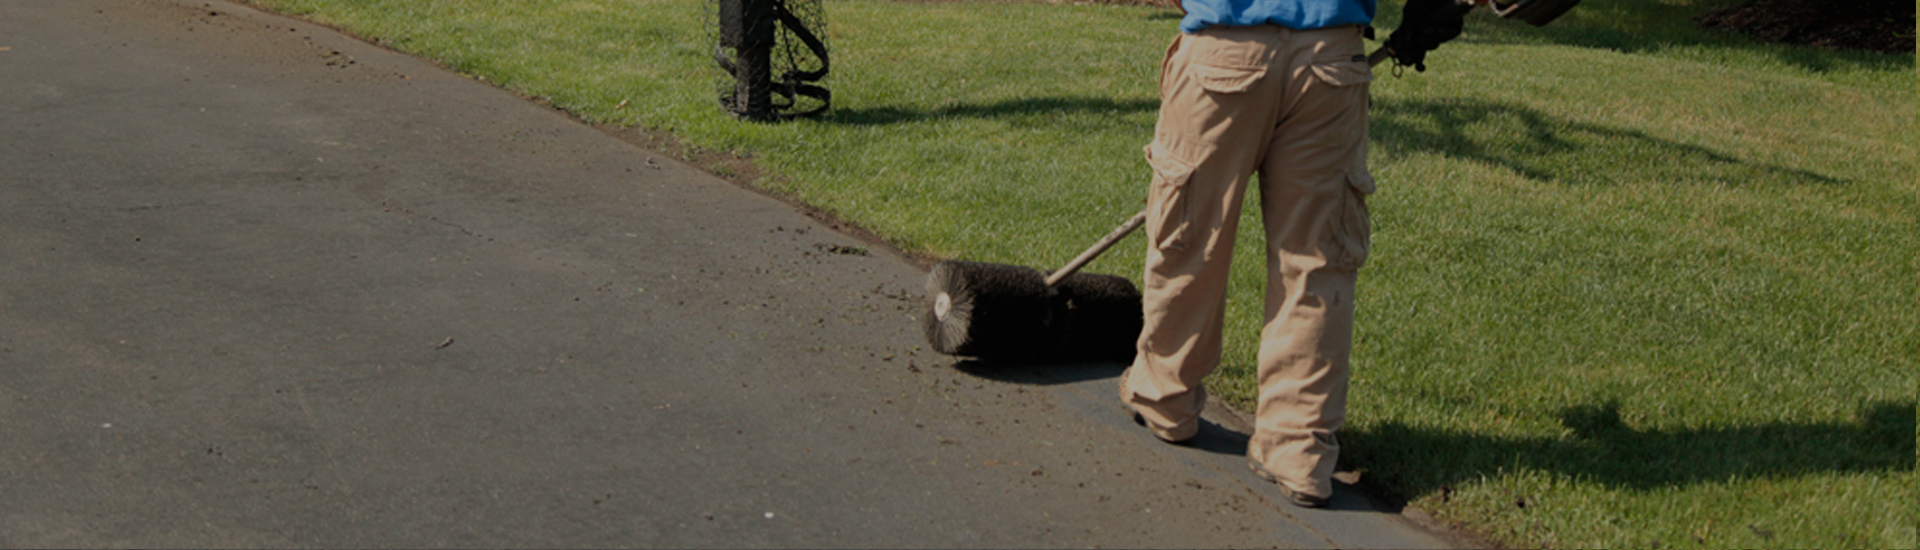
top-left (1382, 0), bottom-right (1486, 72)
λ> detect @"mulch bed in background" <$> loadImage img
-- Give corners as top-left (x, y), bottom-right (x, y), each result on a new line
top-left (1061, 0), bottom-right (1915, 55)
top-left (1695, 0), bottom-right (1916, 54)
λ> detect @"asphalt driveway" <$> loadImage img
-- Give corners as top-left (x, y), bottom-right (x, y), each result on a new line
top-left (0, 1), bottom-right (1456, 547)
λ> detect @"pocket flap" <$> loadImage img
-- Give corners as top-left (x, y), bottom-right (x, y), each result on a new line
top-left (1310, 55), bottom-right (1373, 88)
top-left (1193, 63), bottom-right (1266, 94)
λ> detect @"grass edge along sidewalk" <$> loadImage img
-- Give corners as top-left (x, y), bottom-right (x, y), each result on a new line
top-left (239, 0), bottom-right (1917, 547)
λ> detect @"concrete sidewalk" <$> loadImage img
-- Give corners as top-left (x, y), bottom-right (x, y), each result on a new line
top-left (0, 0), bottom-right (1457, 546)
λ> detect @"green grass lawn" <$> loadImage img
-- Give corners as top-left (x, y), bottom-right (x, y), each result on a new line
top-left (244, 0), bottom-right (1916, 546)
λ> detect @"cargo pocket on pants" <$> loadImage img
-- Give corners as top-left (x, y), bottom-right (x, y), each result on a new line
top-left (1327, 169), bottom-right (1373, 271)
top-left (1145, 142), bottom-right (1196, 252)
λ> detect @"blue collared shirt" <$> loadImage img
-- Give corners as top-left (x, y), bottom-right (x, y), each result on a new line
top-left (1179, 0), bottom-right (1376, 33)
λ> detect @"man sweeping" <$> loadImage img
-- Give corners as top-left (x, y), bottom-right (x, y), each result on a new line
top-left (1118, 0), bottom-right (1473, 507)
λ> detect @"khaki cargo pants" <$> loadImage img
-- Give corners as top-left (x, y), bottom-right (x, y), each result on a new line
top-left (1119, 23), bottom-right (1373, 500)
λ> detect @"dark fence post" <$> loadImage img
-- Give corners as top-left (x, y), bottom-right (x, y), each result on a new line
top-left (713, 0), bottom-right (830, 121)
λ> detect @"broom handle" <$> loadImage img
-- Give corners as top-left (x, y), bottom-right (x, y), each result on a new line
top-left (1046, 209), bottom-right (1148, 287)
top-left (1369, 46), bottom-right (1392, 67)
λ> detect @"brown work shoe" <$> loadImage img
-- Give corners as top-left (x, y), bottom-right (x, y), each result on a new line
top-left (1248, 459), bottom-right (1329, 508)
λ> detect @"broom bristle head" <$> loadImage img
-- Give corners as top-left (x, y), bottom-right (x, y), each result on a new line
top-left (923, 260), bottom-right (1052, 359)
top-left (1046, 271), bottom-right (1143, 363)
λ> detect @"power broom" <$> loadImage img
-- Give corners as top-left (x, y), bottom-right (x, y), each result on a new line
top-left (922, 0), bottom-right (1582, 363)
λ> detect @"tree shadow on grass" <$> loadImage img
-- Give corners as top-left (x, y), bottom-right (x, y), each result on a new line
top-left (1370, 96), bottom-right (1850, 187)
top-left (1379, 0), bottom-right (1914, 75)
top-left (1343, 400), bottom-right (1916, 505)
top-left (950, 360), bottom-right (1915, 509)
top-left (822, 96), bottom-right (1158, 126)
